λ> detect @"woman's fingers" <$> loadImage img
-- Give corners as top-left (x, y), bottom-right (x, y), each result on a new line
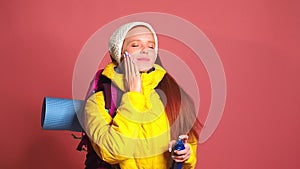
top-left (125, 52), bottom-right (134, 81)
top-left (130, 57), bottom-right (135, 81)
top-left (168, 140), bottom-right (177, 152)
top-left (173, 144), bottom-right (191, 162)
top-left (179, 135), bottom-right (189, 143)
top-left (174, 143), bottom-right (190, 155)
top-left (171, 136), bottom-right (191, 162)
top-left (133, 58), bottom-right (140, 77)
top-left (123, 53), bottom-right (129, 90)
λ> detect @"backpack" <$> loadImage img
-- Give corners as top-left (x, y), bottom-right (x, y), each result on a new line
top-left (76, 69), bottom-right (122, 169)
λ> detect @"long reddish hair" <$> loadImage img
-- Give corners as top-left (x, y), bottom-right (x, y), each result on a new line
top-left (155, 57), bottom-right (203, 140)
top-left (111, 55), bottom-right (203, 140)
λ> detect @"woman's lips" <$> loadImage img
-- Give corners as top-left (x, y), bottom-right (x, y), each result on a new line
top-left (137, 57), bottom-right (150, 61)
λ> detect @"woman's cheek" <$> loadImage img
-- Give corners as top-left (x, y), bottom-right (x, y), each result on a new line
top-left (126, 46), bottom-right (139, 54)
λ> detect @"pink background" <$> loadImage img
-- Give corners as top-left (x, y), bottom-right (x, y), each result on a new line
top-left (1, 0), bottom-right (299, 168)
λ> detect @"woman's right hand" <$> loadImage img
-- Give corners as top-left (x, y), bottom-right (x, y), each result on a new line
top-left (168, 135), bottom-right (191, 163)
top-left (123, 52), bottom-right (141, 93)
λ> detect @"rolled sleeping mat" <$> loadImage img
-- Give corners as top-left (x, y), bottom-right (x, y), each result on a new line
top-left (41, 97), bottom-right (84, 132)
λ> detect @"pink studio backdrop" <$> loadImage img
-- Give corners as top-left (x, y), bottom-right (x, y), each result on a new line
top-left (1, 0), bottom-right (299, 169)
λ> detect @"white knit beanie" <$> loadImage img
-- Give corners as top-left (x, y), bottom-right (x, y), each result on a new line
top-left (108, 22), bottom-right (158, 64)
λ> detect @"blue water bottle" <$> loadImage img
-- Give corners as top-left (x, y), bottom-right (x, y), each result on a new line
top-left (171, 137), bottom-right (185, 169)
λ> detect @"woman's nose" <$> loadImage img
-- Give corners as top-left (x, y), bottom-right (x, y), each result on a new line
top-left (140, 45), bottom-right (148, 54)
top-left (140, 49), bottom-right (148, 54)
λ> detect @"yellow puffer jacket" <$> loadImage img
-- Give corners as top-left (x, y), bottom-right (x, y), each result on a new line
top-left (83, 62), bottom-right (198, 169)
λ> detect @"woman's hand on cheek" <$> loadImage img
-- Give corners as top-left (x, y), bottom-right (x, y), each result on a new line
top-left (123, 52), bottom-right (141, 93)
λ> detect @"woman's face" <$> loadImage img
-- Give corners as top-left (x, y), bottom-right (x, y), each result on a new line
top-left (122, 26), bottom-right (157, 72)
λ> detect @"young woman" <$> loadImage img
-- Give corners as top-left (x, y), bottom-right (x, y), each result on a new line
top-left (82, 22), bottom-right (202, 169)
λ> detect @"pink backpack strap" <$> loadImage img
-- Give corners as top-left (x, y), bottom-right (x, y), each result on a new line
top-left (110, 84), bottom-right (118, 116)
top-left (86, 70), bottom-right (103, 99)
top-left (86, 69), bottom-right (120, 117)
top-left (78, 69), bottom-right (121, 169)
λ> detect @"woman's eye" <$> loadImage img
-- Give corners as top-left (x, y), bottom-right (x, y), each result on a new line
top-left (131, 44), bottom-right (139, 47)
top-left (148, 43), bottom-right (155, 49)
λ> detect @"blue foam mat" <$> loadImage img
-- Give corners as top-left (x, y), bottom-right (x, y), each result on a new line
top-left (41, 97), bottom-right (84, 132)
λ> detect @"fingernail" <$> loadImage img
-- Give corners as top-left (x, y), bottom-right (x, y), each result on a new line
top-left (171, 155), bottom-right (175, 159)
top-left (169, 147), bottom-right (172, 152)
top-left (125, 51), bottom-right (130, 57)
top-left (123, 53), bottom-right (126, 58)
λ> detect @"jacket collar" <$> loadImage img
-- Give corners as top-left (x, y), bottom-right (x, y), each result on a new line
top-left (102, 62), bottom-right (166, 92)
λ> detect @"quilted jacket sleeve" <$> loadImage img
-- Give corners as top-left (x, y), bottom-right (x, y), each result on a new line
top-left (83, 90), bottom-right (169, 164)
